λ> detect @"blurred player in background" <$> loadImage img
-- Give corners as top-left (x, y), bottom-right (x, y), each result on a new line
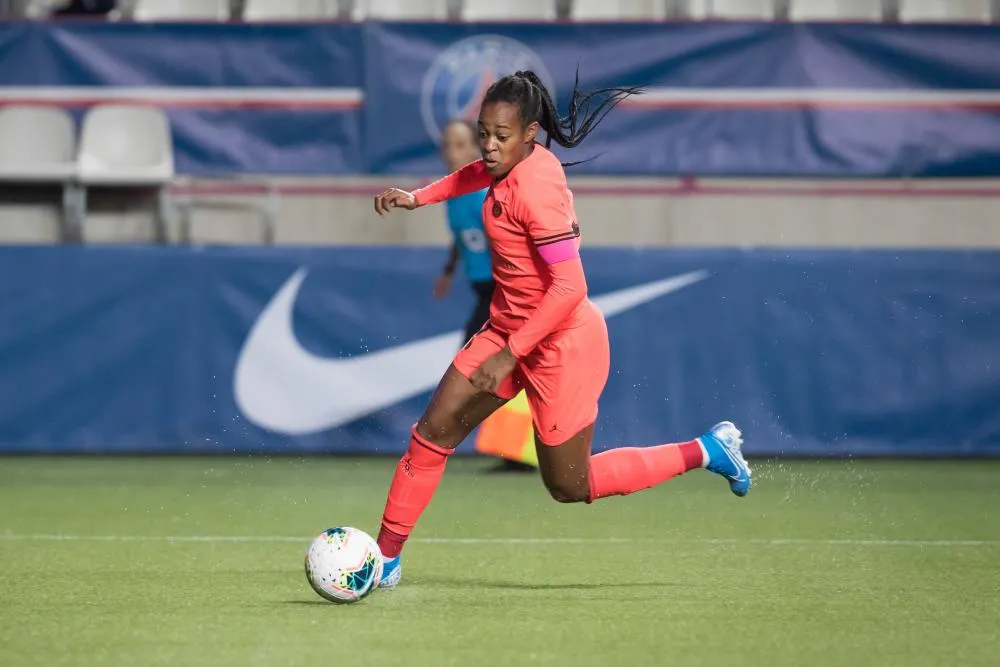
top-left (435, 119), bottom-right (536, 474)
top-left (434, 120), bottom-right (494, 349)
top-left (373, 71), bottom-right (752, 589)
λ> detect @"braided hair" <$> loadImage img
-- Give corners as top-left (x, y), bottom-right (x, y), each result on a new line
top-left (481, 70), bottom-right (643, 165)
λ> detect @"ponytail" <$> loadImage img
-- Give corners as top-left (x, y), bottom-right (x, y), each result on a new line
top-left (482, 69), bottom-right (644, 163)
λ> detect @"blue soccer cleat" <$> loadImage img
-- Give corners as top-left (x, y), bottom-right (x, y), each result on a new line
top-left (379, 555), bottom-right (402, 590)
top-left (699, 421), bottom-right (752, 497)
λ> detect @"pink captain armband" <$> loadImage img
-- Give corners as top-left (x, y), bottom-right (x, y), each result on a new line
top-left (536, 238), bottom-right (581, 264)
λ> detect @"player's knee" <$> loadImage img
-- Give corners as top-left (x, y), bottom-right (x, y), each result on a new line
top-left (544, 479), bottom-right (588, 504)
top-left (414, 417), bottom-right (461, 449)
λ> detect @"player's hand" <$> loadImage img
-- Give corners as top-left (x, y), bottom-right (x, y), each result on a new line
top-left (433, 273), bottom-right (453, 299)
top-left (471, 346), bottom-right (517, 394)
top-left (374, 188), bottom-right (418, 216)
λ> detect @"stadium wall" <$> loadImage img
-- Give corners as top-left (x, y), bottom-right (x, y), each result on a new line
top-left (4, 178), bottom-right (1000, 247)
top-left (0, 245), bottom-right (998, 457)
top-left (158, 177), bottom-right (1000, 248)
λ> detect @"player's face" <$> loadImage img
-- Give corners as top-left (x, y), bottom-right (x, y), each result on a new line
top-left (478, 101), bottom-right (539, 178)
top-left (440, 123), bottom-right (479, 173)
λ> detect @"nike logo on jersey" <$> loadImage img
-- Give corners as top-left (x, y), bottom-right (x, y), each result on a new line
top-left (234, 268), bottom-right (709, 435)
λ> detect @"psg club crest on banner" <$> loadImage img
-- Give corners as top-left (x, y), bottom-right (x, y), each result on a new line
top-left (420, 35), bottom-right (556, 142)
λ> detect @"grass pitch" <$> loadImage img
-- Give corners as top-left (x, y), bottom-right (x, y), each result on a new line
top-left (2, 456), bottom-right (999, 667)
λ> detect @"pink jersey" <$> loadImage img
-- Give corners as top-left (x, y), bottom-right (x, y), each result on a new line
top-left (413, 145), bottom-right (591, 357)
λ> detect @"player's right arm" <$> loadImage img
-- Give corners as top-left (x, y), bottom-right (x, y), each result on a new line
top-left (415, 160), bottom-right (491, 207)
top-left (374, 160), bottom-right (491, 216)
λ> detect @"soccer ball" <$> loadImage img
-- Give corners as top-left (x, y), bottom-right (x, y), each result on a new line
top-left (304, 527), bottom-right (384, 604)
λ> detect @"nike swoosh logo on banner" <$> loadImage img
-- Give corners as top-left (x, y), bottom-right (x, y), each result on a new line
top-left (234, 268), bottom-right (709, 435)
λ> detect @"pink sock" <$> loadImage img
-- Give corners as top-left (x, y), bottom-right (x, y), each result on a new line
top-left (588, 440), bottom-right (706, 502)
top-left (377, 427), bottom-right (452, 558)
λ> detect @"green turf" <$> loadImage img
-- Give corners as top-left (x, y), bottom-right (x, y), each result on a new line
top-left (2, 457), bottom-right (999, 667)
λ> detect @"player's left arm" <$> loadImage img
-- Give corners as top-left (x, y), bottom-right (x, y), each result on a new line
top-left (506, 180), bottom-right (586, 359)
top-left (434, 241), bottom-right (459, 299)
top-left (443, 241), bottom-right (460, 277)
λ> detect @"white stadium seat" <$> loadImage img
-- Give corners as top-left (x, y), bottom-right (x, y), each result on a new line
top-left (790, 0), bottom-right (883, 20)
top-left (77, 105), bottom-right (175, 242)
top-left (362, 0), bottom-right (450, 19)
top-left (899, 0), bottom-right (992, 22)
top-left (78, 105), bottom-right (174, 185)
top-left (462, 0), bottom-right (556, 20)
top-left (0, 106), bottom-right (76, 182)
top-left (686, 0), bottom-right (776, 19)
top-left (133, 0), bottom-right (229, 20)
top-left (22, 0), bottom-right (62, 18)
top-left (0, 105), bottom-right (78, 242)
top-left (571, 0), bottom-right (666, 19)
top-left (243, 0), bottom-right (338, 20)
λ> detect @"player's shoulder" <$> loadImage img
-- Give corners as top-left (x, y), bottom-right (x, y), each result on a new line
top-left (531, 143), bottom-right (565, 170)
top-left (509, 145), bottom-right (567, 193)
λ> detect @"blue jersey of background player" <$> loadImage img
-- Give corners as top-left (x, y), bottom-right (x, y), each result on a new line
top-left (433, 120), bottom-right (495, 344)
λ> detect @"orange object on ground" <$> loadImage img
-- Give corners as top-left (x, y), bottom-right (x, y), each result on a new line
top-left (474, 390), bottom-right (538, 467)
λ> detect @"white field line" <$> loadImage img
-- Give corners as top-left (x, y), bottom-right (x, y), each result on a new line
top-left (0, 534), bottom-right (997, 547)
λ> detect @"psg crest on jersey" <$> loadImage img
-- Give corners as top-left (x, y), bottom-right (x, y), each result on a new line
top-left (420, 35), bottom-right (556, 141)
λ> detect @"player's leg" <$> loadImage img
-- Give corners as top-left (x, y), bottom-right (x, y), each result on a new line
top-left (377, 327), bottom-right (515, 588)
top-left (527, 306), bottom-right (751, 503)
top-left (535, 422), bottom-right (732, 504)
top-left (379, 365), bottom-right (507, 554)
top-left (533, 424), bottom-right (593, 503)
top-left (415, 364), bottom-right (508, 446)
top-left (469, 281), bottom-right (534, 473)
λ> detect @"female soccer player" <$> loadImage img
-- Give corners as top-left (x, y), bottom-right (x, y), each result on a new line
top-left (436, 119), bottom-right (535, 474)
top-left (372, 71), bottom-right (752, 589)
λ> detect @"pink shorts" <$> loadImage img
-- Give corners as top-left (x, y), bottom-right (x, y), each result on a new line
top-left (453, 302), bottom-right (610, 446)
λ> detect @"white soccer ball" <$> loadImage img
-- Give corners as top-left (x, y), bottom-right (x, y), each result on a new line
top-left (304, 527), bottom-right (384, 604)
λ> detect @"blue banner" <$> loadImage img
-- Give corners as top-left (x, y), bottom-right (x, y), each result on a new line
top-left (2, 22), bottom-right (1000, 176)
top-left (364, 22), bottom-right (1000, 176)
top-left (1, 246), bottom-right (998, 457)
top-left (0, 22), bottom-right (364, 174)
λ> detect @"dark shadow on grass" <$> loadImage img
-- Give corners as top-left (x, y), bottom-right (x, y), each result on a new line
top-left (279, 599), bottom-right (392, 607)
top-left (414, 576), bottom-right (680, 591)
